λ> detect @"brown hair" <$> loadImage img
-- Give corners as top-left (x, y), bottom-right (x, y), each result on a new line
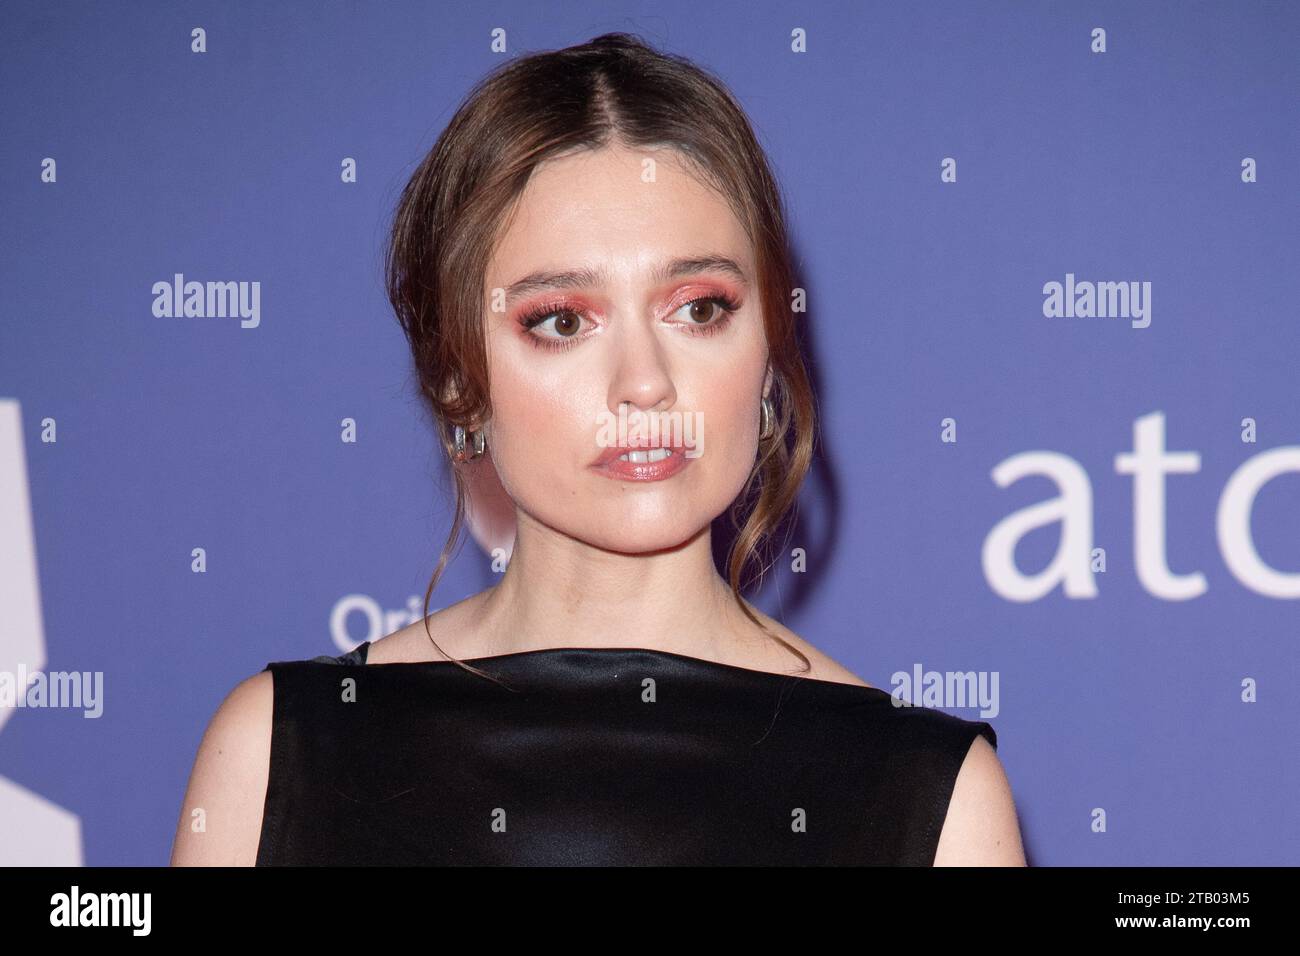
top-left (384, 32), bottom-right (817, 686)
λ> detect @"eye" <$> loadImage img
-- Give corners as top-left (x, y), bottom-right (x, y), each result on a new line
top-left (518, 305), bottom-right (590, 348)
top-left (672, 295), bottom-right (741, 336)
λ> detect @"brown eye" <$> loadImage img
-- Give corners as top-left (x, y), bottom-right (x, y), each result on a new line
top-left (687, 300), bottom-right (716, 324)
top-left (554, 311), bottom-right (581, 336)
top-left (670, 295), bottom-right (741, 338)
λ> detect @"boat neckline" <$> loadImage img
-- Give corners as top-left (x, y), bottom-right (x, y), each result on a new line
top-left (330, 641), bottom-right (892, 696)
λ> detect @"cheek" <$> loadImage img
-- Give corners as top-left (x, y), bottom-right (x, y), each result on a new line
top-left (486, 338), bottom-right (557, 432)
top-left (487, 328), bottom-right (614, 447)
top-left (484, 368), bottom-right (598, 488)
top-left (489, 394), bottom-right (559, 473)
top-left (698, 383), bottom-right (759, 453)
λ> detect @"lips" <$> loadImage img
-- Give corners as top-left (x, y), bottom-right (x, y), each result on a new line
top-left (591, 437), bottom-right (691, 467)
top-left (590, 440), bottom-right (696, 482)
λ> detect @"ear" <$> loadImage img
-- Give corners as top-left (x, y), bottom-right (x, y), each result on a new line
top-left (762, 365), bottom-right (774, 400)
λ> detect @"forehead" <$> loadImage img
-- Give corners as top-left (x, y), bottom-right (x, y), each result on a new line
top-left (487, 145), bottom-right (751, 280)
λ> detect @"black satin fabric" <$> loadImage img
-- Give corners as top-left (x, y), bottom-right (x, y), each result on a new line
top-left (255, 641), bottom-right (996, 866)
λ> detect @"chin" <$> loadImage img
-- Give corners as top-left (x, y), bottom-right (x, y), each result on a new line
top-left (576, 521), bottom-right (704, 556)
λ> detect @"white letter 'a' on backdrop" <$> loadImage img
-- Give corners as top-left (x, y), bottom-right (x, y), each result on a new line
top-left (0, 399), bottom-right (83, 864)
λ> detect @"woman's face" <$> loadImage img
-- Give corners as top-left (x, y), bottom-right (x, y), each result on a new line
top-left (481, 143), bottom-right (771, 554)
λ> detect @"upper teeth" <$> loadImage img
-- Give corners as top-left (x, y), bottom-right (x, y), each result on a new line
top-left (618, 448), bottom-right (673, 463)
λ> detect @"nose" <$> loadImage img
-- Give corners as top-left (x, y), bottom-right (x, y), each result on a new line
top-left (606, 321), bottom-right (678, 419)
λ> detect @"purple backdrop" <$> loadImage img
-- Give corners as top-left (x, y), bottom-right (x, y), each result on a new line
top-left (1, 0), bottom-right (1296, 866)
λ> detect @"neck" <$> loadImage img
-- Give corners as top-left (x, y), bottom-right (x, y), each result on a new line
top-left (469, 511), bottom-right (763, 661)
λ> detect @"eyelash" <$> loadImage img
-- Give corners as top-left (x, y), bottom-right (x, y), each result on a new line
top-left (517, 294), bottom-right (742, 353)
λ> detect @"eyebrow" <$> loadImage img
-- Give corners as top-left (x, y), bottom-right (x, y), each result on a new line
top-left (502, 254), bottom-right (749, 306)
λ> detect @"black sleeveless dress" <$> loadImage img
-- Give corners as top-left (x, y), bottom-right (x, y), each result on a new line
top-left (255, 641), bottom-right (997, 866)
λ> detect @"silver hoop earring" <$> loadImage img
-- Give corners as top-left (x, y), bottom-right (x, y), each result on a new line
top-left (759, 396), bottom-right (775, 441)
top-left (451, 424), bottom-right (486, 463)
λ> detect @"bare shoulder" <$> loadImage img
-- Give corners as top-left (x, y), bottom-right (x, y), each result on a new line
top-left (169, 669), bottom-right (274, 866)
top-left (735, 606), bottom-right (876, 689)
top-left (366, 592), bottom-right (486, 664)
top-left (933, 734), bottom-right (1027, 866)
top-left (795, 643), bottom-right (876, 689)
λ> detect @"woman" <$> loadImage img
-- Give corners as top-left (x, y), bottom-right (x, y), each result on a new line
top-left (172, 33), bottom-right (1025, 866)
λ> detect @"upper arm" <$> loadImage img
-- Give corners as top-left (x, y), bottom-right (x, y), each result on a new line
top-left (932, 733), bottom-right (1027, 866)
top-left (169, 669), bottom-right (274, 866)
